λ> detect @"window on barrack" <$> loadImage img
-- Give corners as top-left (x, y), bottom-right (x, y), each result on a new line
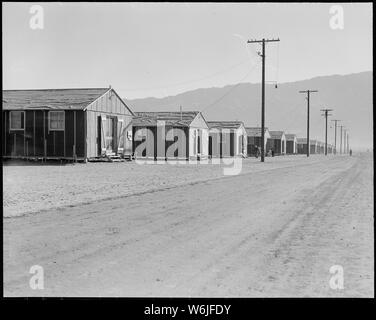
top-left (49, 111), bottom-right (65, 131)
top-left (9, 111), bottom-right (25, 130)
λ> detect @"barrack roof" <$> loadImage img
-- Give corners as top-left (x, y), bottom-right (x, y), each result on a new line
top-left (2, 88), bottom-right (110, 110)
top-left (132, 111), bottom-right (201, 127)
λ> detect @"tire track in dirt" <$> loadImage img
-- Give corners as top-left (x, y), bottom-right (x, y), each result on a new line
top-left (4, 155), bottom-right (369, 296)
top-left (4, 156), bottom-right (328, 219)
top-left (170, 157), bottom-right (359, 296)
top-left (239, 155), bottom-right (373, 297)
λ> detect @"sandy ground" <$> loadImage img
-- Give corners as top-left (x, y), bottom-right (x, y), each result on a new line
top-left (3, 153), bottom-right (374, 297)
top-left (4, 155), bottom-right (331, 218)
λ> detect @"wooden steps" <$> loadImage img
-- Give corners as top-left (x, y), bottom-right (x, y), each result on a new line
top-left (88, 153), bottom-right (134, 163)
top-left (106, 154), bottom-right (124, 162)
top-left (88, 153), bottom-right (124, 162)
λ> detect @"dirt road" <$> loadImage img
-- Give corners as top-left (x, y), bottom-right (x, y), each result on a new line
top-left (3, 154), bottom-right (373, 297)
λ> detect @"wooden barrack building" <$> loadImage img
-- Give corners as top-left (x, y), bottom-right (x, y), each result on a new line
top-left (132, 111), bottom-right (209, 160)
top-left (2, 88), bottom-right (134, 161)
top-left (207, 121), bottom-right (247, 158)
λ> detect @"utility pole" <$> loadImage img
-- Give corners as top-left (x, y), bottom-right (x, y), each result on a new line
top-left (321, 109), bottom-right (333, 155)
top-left (331, 119), bottom-right (340, 154)
top-left (339, 125), bottom-right (344, 154)
top-left (247, 38), bottom-right (280, 162)
top-left (299, 90), bottom-right (318, 157)
top-left (347, 133), bottom-right (349, 153)
top-left (343, 129), bottom-right (347, 154)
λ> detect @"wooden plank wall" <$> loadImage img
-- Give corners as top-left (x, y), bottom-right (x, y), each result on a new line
top-left (286, 141), bottom-right (294, 154)
top-left (165, 127), bottom-right (187, 159)
top-left (297, 143), bottom-right (308, 154)
top-left (209, 130), bottom-right (221, 157)
top-left (131, 127), bottom-right (155, 159)
top-left (86, 89), bottom-right (133, 158)
top-left (2, 110), bottom-right (85, 159)
top-left (133, 126), bottom-right (189, 160)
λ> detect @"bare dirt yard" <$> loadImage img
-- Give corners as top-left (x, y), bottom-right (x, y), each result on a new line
top-left (3, 153), bottom-right (374, 297)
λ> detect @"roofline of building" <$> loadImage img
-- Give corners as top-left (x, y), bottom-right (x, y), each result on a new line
top-left (134, 110), bottom-right (204, 127)
top-left (207, 120), bottom-right (245, 129)
top-left (192, 111), bottom-right (210, 129)
top-left (132, 123), bottom-right (189, 128)
top-left (2, 87), bottom-right (109, 92)
top-left (2, 107), bottom-right (86, 111)
top-left (245, 126), bottom-right (268, 128)
top-left (3, 87), bottom-right (135, 116)
top-left (84, 88), bottom-right (135, 116)
top-left (135, 111), bottom-right (201, 115)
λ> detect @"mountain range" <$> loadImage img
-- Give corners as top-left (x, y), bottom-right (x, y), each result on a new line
top-left (124, 71), bottom-right (373, 150)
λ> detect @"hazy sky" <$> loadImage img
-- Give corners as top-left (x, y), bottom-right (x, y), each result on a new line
top-left (3, 2), bottom-right (373, 99)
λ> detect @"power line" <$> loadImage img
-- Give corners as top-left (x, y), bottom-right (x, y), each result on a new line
top-left (200, 61), bottom-right (259, 113)
top-left (347, 132), bottom-right (350, 154)
top-left (299, 90), bottom-right (318, 157)
top-left (321, 108), bottom-right (333, 155)
top-left (331, 119), bottom-right (340, 154)
top-left (265, 89), bottom-right (307, 128)
top-left (117, 59), bottom-right (252, 92)
top-left (247, 38), bottom-right (280, 162)
top-left (339, 125), bottom-right (345, 154)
